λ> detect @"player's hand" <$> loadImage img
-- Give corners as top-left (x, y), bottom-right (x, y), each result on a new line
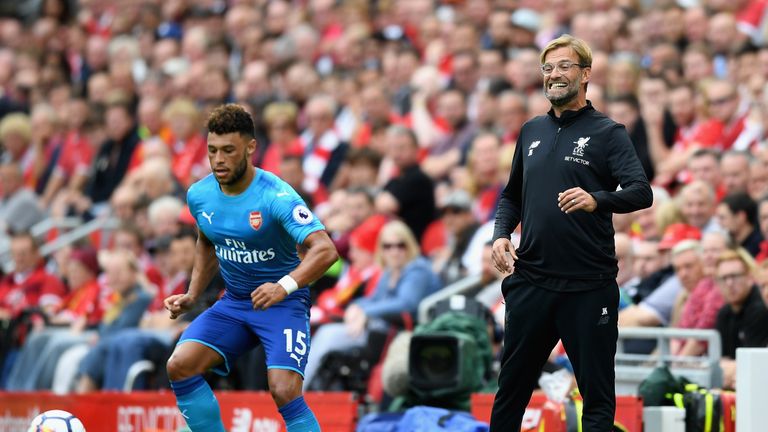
top-left (491, 238), bottom-right (516, 274)
top-left (164, 293), bottom-right (197, 320)
top-left (251, 282), bottom-right (287, 310)
top-left (558, 187), bottom-right (597, 214)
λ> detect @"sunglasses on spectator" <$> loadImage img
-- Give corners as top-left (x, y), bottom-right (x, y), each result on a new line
top-left (382, 242), bottom-right (407, 250)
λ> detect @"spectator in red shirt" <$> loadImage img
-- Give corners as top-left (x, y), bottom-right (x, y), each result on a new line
top-left (672, 231), bottom-right (728, 356)
top-left (48, 246), bottom-right (104, 329)
top-left (163, 98), bottom-right (208, 188)
top-left (0, 232), bottom-right (66, 320)
top-left (254, 101), bottom-right (303, 176)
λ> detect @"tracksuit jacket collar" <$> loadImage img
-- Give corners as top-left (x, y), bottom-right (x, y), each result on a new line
top-left (547, 101), bottom-right (595, 127)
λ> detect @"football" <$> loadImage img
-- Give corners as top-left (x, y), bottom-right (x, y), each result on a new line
top-left (27, 410), bottom-right (86, 432)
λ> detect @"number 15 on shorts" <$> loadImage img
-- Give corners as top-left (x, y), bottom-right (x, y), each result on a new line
top-left (283, 328), bottom-right (307, 368)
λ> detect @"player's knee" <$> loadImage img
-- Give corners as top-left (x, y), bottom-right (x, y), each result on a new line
top-left (166, 352), bottom-right (200, 381)
top-left (269, 380), bottom-right (301, 407)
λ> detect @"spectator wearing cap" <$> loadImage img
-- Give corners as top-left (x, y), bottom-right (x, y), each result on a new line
top-left (714, 248), bottom-right (768, 389)
top-left (509, 8), bottom-right (541, 48)
top-left (310, 214), bottom-right (386, 327)
top-left (46, 246), bottom-right (103, 328)
top-left (431, 189), bottom-right (480, 285)
top-left (619, 223), bottom-right (702, 329)
top-left (716, 192), bottom-right (763, 257)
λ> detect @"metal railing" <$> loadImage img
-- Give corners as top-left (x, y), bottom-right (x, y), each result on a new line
top-left (616, 327), bottom-right (723, 395)
top-left (1, 216), bottom-right (121, 273)
top-left (417, 274), bottom-right (484, 323)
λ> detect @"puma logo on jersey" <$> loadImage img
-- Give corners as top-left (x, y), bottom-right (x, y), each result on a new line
top-left (202, 211), bottom-right (214, 224)
top-left (276, 191), bottom-right (289, 197)
top-left (290, 353), bottom-right (303, 367)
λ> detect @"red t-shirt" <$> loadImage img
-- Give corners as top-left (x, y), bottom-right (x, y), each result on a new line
top-left (55, 131), bottom-right (94, 179)
top-left (0, 265), bottom-right (67, 318)
top-left (55, 279), bottom-right (103, 327)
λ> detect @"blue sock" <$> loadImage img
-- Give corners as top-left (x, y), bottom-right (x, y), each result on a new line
top-left (278, 396), bottom-right (321, 432)
top-left (171, 376), bottom-right (226, 432)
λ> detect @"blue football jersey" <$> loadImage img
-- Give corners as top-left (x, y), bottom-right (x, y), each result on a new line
top-left (186, 169), bottom-right (325, 299)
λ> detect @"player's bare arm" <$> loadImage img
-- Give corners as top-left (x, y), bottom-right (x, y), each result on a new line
top-left (165, 230), bottom-right (219, 319)
top-left (251, 230), bottom-right (339, 310)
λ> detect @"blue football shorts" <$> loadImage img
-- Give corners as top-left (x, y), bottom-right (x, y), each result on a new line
top-left (178, 289), bottom-right (312, 377)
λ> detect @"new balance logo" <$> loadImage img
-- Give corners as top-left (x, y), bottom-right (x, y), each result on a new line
top-left (202, 211), bottom-right (214, 224)
top-left (528, 140), bottom-right (541, 156)
top-left (597, 307), bottom-right (609, 325)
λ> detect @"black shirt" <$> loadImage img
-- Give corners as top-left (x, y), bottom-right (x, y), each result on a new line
top-left (716, 286), bottom-right (768, 358)
top-left (493, 102), bottom-right (652, 291)
top-left (741, 227), bottom-right (764, 258)
top-left (384, 164), bottom-right (436, 240)
top-left (85, 128), bottom-right (140, 205)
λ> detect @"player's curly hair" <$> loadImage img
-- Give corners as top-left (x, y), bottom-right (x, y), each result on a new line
top-left (206, 104), bottom-right (255, 139)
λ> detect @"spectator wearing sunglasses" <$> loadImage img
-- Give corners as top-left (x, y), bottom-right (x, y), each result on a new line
top-left (303, 220), bottom-right (441, 389)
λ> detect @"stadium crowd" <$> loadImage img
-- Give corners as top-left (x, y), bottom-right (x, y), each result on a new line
top-left (1, 0), bottom-right (768, 402)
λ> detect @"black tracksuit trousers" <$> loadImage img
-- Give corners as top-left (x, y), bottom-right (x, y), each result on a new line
top-left (489, 274), bottom-right (619, 431)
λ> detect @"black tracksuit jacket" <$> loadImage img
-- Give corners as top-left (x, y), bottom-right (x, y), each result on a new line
top-left (493, 103), bottom-right (653, 286)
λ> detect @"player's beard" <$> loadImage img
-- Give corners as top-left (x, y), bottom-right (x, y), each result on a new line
top-left (544, 78), bottom-right (580, 107)
top-left (218, 156), bottom-right (249, 186)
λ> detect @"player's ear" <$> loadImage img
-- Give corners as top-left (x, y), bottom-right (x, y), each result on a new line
top-left (246, 138), bottom-right (256, 156)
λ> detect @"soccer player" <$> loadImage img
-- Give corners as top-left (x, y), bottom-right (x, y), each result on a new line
top-left (164, 104), bottom-right (338, 432)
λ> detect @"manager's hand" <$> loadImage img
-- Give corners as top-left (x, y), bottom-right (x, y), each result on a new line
top-left (251, 282), bottom-right (288, 310)
top-left (558, 187), bottom-right (597, 214)
top-left (492, 238), bottom-right (517, 274)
